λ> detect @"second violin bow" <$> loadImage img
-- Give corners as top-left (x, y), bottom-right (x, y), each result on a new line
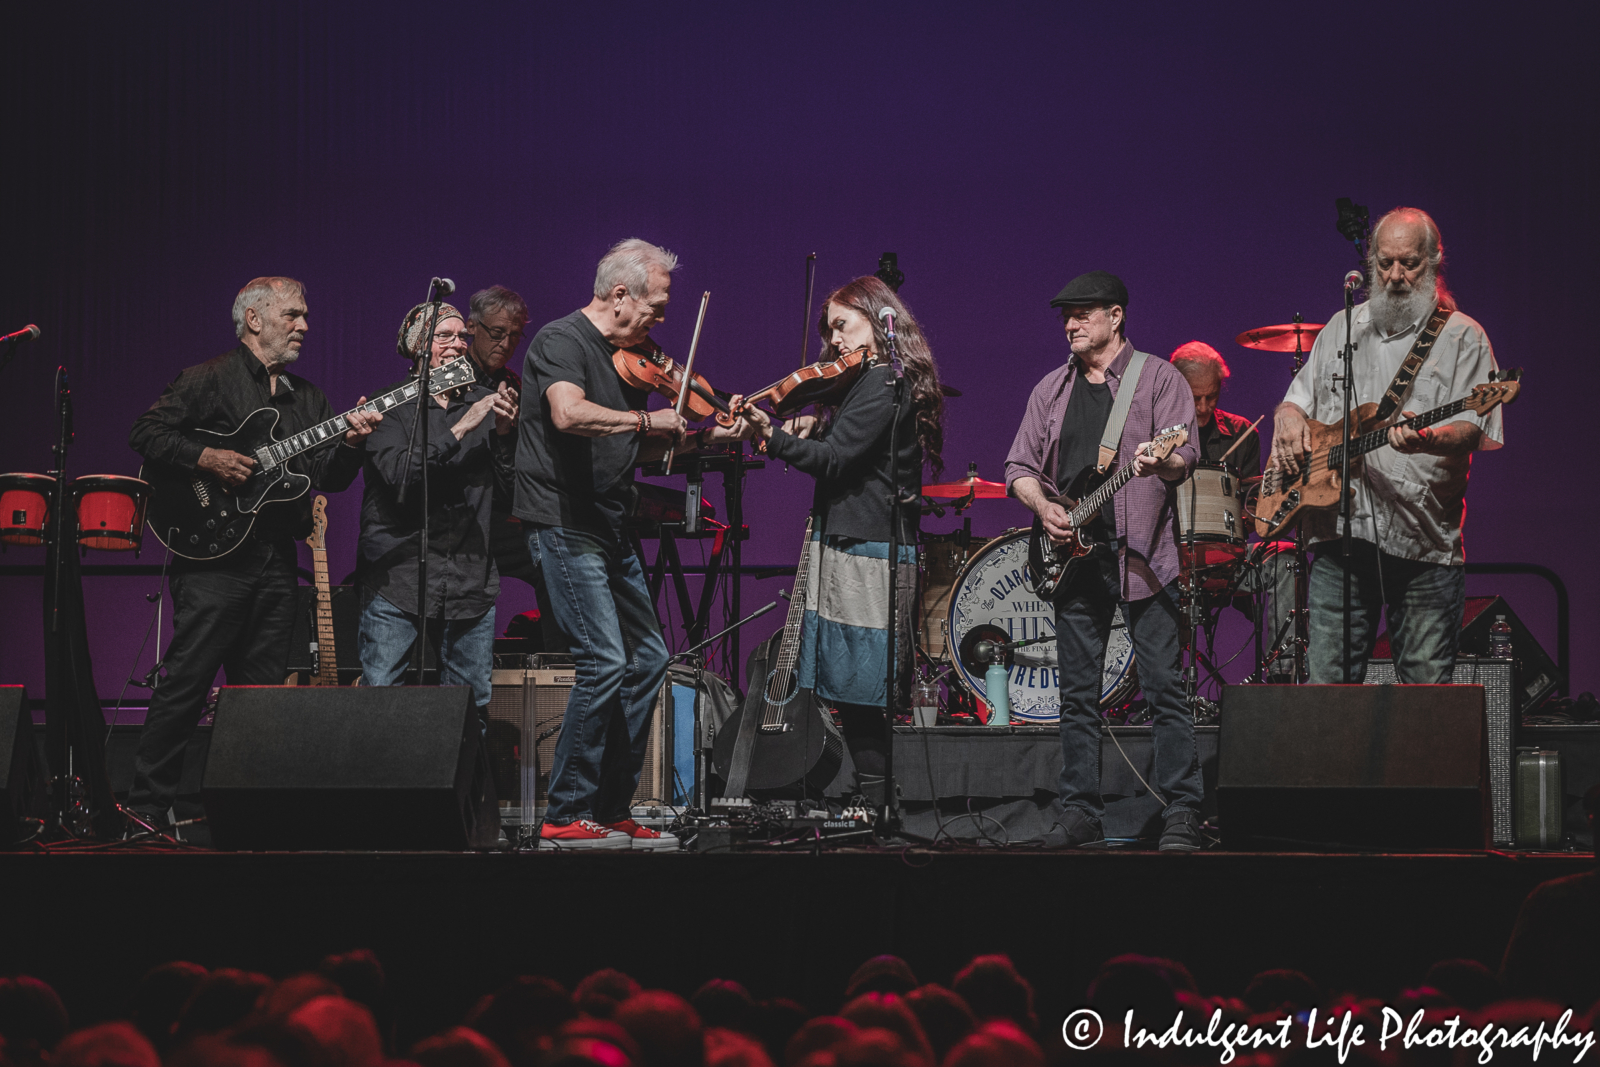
top-left (661, 290), bottom-right (711, 474)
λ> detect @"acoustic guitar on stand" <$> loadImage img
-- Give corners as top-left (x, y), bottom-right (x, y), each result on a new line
top-left (304, 495), bottom-right (343, 687)
top-left (1253, 370), bottom-right (1523, 539)
top-left (1026, 425), bottom-right (1189, 601)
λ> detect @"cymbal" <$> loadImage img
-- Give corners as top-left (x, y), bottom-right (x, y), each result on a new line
top-left (1236, 323), bottom-right (1325, 352)
top-left (923, 475), bottom-right (1007, 500)
top-left (940, 383), bottom-right (964, 397)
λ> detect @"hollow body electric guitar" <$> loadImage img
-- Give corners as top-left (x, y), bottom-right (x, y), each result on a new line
top-left (1253, 370), bottom-right (1522, 539)
top-left (1026, 425), bottom-right (1189, 602)
top-left (143, 356), bottom-right (477, 560)
top-left (712, 516), bottom-right (844, 797)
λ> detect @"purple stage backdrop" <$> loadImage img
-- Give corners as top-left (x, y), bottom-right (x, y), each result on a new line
top-left (1, 3), bottom-right (1595, 703)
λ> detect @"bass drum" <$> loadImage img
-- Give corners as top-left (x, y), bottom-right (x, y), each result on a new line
top-left (946, 530), bottom-right (1136, 723)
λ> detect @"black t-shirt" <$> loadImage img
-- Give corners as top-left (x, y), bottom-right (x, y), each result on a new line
top-left (512, 310), bottom-right (648, 541)
top-left (1057, 376), bottom-right (1115, 544)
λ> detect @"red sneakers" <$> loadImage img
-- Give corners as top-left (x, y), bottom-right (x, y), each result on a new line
top-left (604, 819), bottom-right (681, 852)
top-left (538, 818), bottom-right (631, 850)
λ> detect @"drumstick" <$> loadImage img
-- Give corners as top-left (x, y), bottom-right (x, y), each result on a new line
top-left (1217, 414), bottom-right (1266, 466)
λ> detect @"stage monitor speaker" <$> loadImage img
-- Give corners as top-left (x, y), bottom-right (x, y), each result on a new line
top-left (201, 685), bottom-right (486, 851)
top-left (1218, 684), bottom-right (1488, 851)
top-left (0, 686), bottom-right (42, 845)
top-left (1373, 595), bottom-right (1558, 712)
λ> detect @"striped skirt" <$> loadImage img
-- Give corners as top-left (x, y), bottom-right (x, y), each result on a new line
top-left (795, 534), bottom-right (919, 708)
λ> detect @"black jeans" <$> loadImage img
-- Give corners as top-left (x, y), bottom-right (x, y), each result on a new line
top-left (1055, 552), bottom-right (1202, 819)
top-left (128, 543), bottom-right (298, 815)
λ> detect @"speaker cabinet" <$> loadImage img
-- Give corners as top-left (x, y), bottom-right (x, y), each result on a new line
top-left (201, 686), bottom-right (489, 851)
top-left (1218, 684), bottom-right (1488, 851)
top-left (1364, 657), bottom-right (1514, 845)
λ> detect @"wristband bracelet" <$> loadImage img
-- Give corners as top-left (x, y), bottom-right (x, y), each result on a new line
top-left (633, 410), bottom-right (645, 435)
top-left (644, 410), bottom-right (652, 434)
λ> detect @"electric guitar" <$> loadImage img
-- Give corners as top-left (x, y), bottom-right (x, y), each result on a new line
top-left (1253, 369), bottom-right (1522, 539)
top-left (712, 516), bottom-right (844, 797)
top-left (143, 356), bottom-right (477, 560)
top-left (305, 495), bottom-right (341, 687)
top-left (1026, 425), bottom-right (1189, 601)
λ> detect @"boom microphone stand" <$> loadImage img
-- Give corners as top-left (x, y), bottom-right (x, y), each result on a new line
top-left (397, 277), bottom-right (453, 686)
top-left (1337, 273), bottom-right (1359, 682)
top-left (879, 305), bottom-right (905, 832)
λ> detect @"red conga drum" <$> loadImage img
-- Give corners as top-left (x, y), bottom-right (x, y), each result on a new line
top-left (0, 473), bottom-right (55, 546)
top-left (72, 474), bottom-right (150, 552)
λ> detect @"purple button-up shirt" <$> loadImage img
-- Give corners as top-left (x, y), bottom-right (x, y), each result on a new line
top-left (1005, 340), bottom-right (1199, 601)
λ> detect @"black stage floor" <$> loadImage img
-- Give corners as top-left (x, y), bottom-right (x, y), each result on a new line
top-left (1, 846), bottom-right (1588, 1044)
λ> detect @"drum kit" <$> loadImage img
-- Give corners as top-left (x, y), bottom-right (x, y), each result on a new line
top-left (0, 472), bottom-right (150, 553)
top-left (916, 318), bottom-right (1325, 724)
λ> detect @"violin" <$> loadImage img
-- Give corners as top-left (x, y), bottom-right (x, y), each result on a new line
top-left (717, 345), bottom-right (873, 427)
top-left (612, 340), bottom-right (730, 421)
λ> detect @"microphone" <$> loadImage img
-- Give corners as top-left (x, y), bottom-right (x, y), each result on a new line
top-left (432, 278), bottom-right (456, 297)
top-left (876, 305), bottom-right (897, 338)
top-left (1343, 270), bottom-right (1364, 293)
top-left (1, 324), bottom-right (41, 345)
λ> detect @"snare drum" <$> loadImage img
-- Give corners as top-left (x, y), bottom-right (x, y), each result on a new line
top-left (72, 474), bottom-right (150, 552)
top-left (945, 530), bottom-right (1136, 722)
top-left (0, 473), bottom-right (55, 546)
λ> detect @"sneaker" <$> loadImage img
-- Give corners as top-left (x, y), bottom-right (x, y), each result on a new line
top-left (1158, 807), bottom-right (1203, 852)
top-left (604, 818), bottom-right (681, 852)
top-left (1057, 807), bottom-right (1106, 849)
top-left (538, 818), bottom-right (631, 851)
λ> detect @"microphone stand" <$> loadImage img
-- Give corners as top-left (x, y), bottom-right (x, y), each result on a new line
top-left (881, 314), bottom-right (905, 833)
top-left (1338, 280), bottom-right (1357, 683)
top-left (398, 279), bottom-right (449, 686)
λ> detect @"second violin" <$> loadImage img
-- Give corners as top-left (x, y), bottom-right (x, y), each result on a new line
top-left (717, 344), bottom-right (872, 428)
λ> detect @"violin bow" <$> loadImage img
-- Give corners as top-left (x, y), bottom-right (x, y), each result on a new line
top-left (798, 252), bottom-right (816, 371)
top-left (661, 290), bottom-right (711, 474)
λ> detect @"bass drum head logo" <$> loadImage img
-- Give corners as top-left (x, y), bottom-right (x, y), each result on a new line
top-left (947, 532), bottom-right (1136, 722)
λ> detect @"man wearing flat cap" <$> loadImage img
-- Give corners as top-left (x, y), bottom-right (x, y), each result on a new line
top-left (355, 301), bottom-right (517, 714)
top-left (1005, 270), bottom-right (1204, 851)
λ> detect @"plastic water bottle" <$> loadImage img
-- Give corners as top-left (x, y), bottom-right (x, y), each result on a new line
top-left (985, 663), bottom-right (1012, 726)
top-left (1489, 615), bottom-right (1513, 660)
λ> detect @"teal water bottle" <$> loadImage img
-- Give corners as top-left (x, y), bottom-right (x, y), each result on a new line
top-left (985, 662), bottom-right (1011, 726)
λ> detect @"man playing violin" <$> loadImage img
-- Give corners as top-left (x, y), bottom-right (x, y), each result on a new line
top-left (1005, 270), bottom-right (1203, 852)
top-left (515, 238), bottom-right (751, 850)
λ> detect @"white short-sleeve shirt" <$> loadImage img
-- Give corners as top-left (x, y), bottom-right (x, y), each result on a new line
top-left (1282, 302), bottom-right (1504, 565)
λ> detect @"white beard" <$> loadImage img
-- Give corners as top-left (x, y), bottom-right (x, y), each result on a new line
top-left (1367, 272), bottom-right (1437, 337)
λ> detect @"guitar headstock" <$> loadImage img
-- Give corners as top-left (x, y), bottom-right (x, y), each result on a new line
top-left (429, 356), bottom-right (478, 396)
top-left (1465, 368), bottom-right (1522, 415)
top-left (1146, 424), bottom-right (1190, 461)
top-left (307, 494), bottom-right (327, 551)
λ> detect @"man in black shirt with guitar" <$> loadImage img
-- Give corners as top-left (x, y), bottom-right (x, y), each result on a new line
top-left (127, 276), bottom-right (380, 832)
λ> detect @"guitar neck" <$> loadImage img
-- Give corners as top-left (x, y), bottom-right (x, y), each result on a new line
top-left (1070, 464), bottom-right (1135, 526)
top-left (1331, 396), bottom-right (1472, 468)
top-left (258, 378), bottom-right (429, 470)
top-left (311, 547), bottom-right (339, 683)
top-left (772, 519), bottom-right (816, 672)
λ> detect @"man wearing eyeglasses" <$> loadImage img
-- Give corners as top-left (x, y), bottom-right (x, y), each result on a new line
top-left (1005, 270), bottom-right (1203, 852)
top-left (355, 302), bottom-right (517, 713)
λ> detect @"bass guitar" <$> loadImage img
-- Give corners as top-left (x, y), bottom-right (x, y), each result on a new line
top-left (1253, 369), bottom-right (1522, 539)
top-left (1026, 424), bottom-right (1189, 601)
top-left (143, 355), bottom-right (476, 560)
top-left (712, 516), bottom-right (844, 797)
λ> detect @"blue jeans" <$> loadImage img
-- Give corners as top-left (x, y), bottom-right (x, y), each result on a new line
top-left (356, 588), bottom-right (496, 709)
top-left (1307, 539), bottom-right (1466, 684)
top-left (534, 525), bottom-right (670, 824)
top-left (1056, 553), bottom-right (1202, 819)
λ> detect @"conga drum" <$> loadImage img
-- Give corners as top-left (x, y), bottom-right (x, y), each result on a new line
top-left (72, 474), bottom-right (150, 552)
top-left (0, 473), bottom-right (55, 546)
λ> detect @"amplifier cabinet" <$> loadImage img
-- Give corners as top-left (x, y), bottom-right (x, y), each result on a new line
top-left (1364, 656), bottom-right (1513, 846)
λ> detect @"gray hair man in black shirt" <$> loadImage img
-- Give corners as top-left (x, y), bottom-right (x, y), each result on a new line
top-left (127, 276), bottom-right (381, 833)
top-left (515, 238), bottom-right (753, 849)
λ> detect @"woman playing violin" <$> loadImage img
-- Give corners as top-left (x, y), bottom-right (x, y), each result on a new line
top-left (733, 275), bottom-right (944, 810)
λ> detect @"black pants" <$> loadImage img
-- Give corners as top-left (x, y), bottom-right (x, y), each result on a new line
top-left (128, 543), bottom-right (298, 815)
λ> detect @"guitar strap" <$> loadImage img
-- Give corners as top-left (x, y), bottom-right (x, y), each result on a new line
top-left (1096, 350), bottom-right (1149, 473)
top-left (1372, 305), bottom-right (1453, 423)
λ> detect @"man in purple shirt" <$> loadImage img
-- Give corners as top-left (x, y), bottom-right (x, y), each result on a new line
top-left (1005, 270), bottom-right (1204, 851)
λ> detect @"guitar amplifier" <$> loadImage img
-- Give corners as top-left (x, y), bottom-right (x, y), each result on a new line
top-left (1364, 656), bottom-right (1514, 846)
top-left (487, 655), bottom-right (693, 835)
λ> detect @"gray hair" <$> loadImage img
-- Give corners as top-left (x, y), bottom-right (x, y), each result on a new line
top-left (1371, 207), bottom-right (1445, 272)
top-left (232, 277), bottom-right (305, 338)
top-left (1169, 341), bottom-right (1230, 381)
top-left (593, 238), bottom-right (679, 299)
top-left (468, 285), bottom-right (529, 326)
